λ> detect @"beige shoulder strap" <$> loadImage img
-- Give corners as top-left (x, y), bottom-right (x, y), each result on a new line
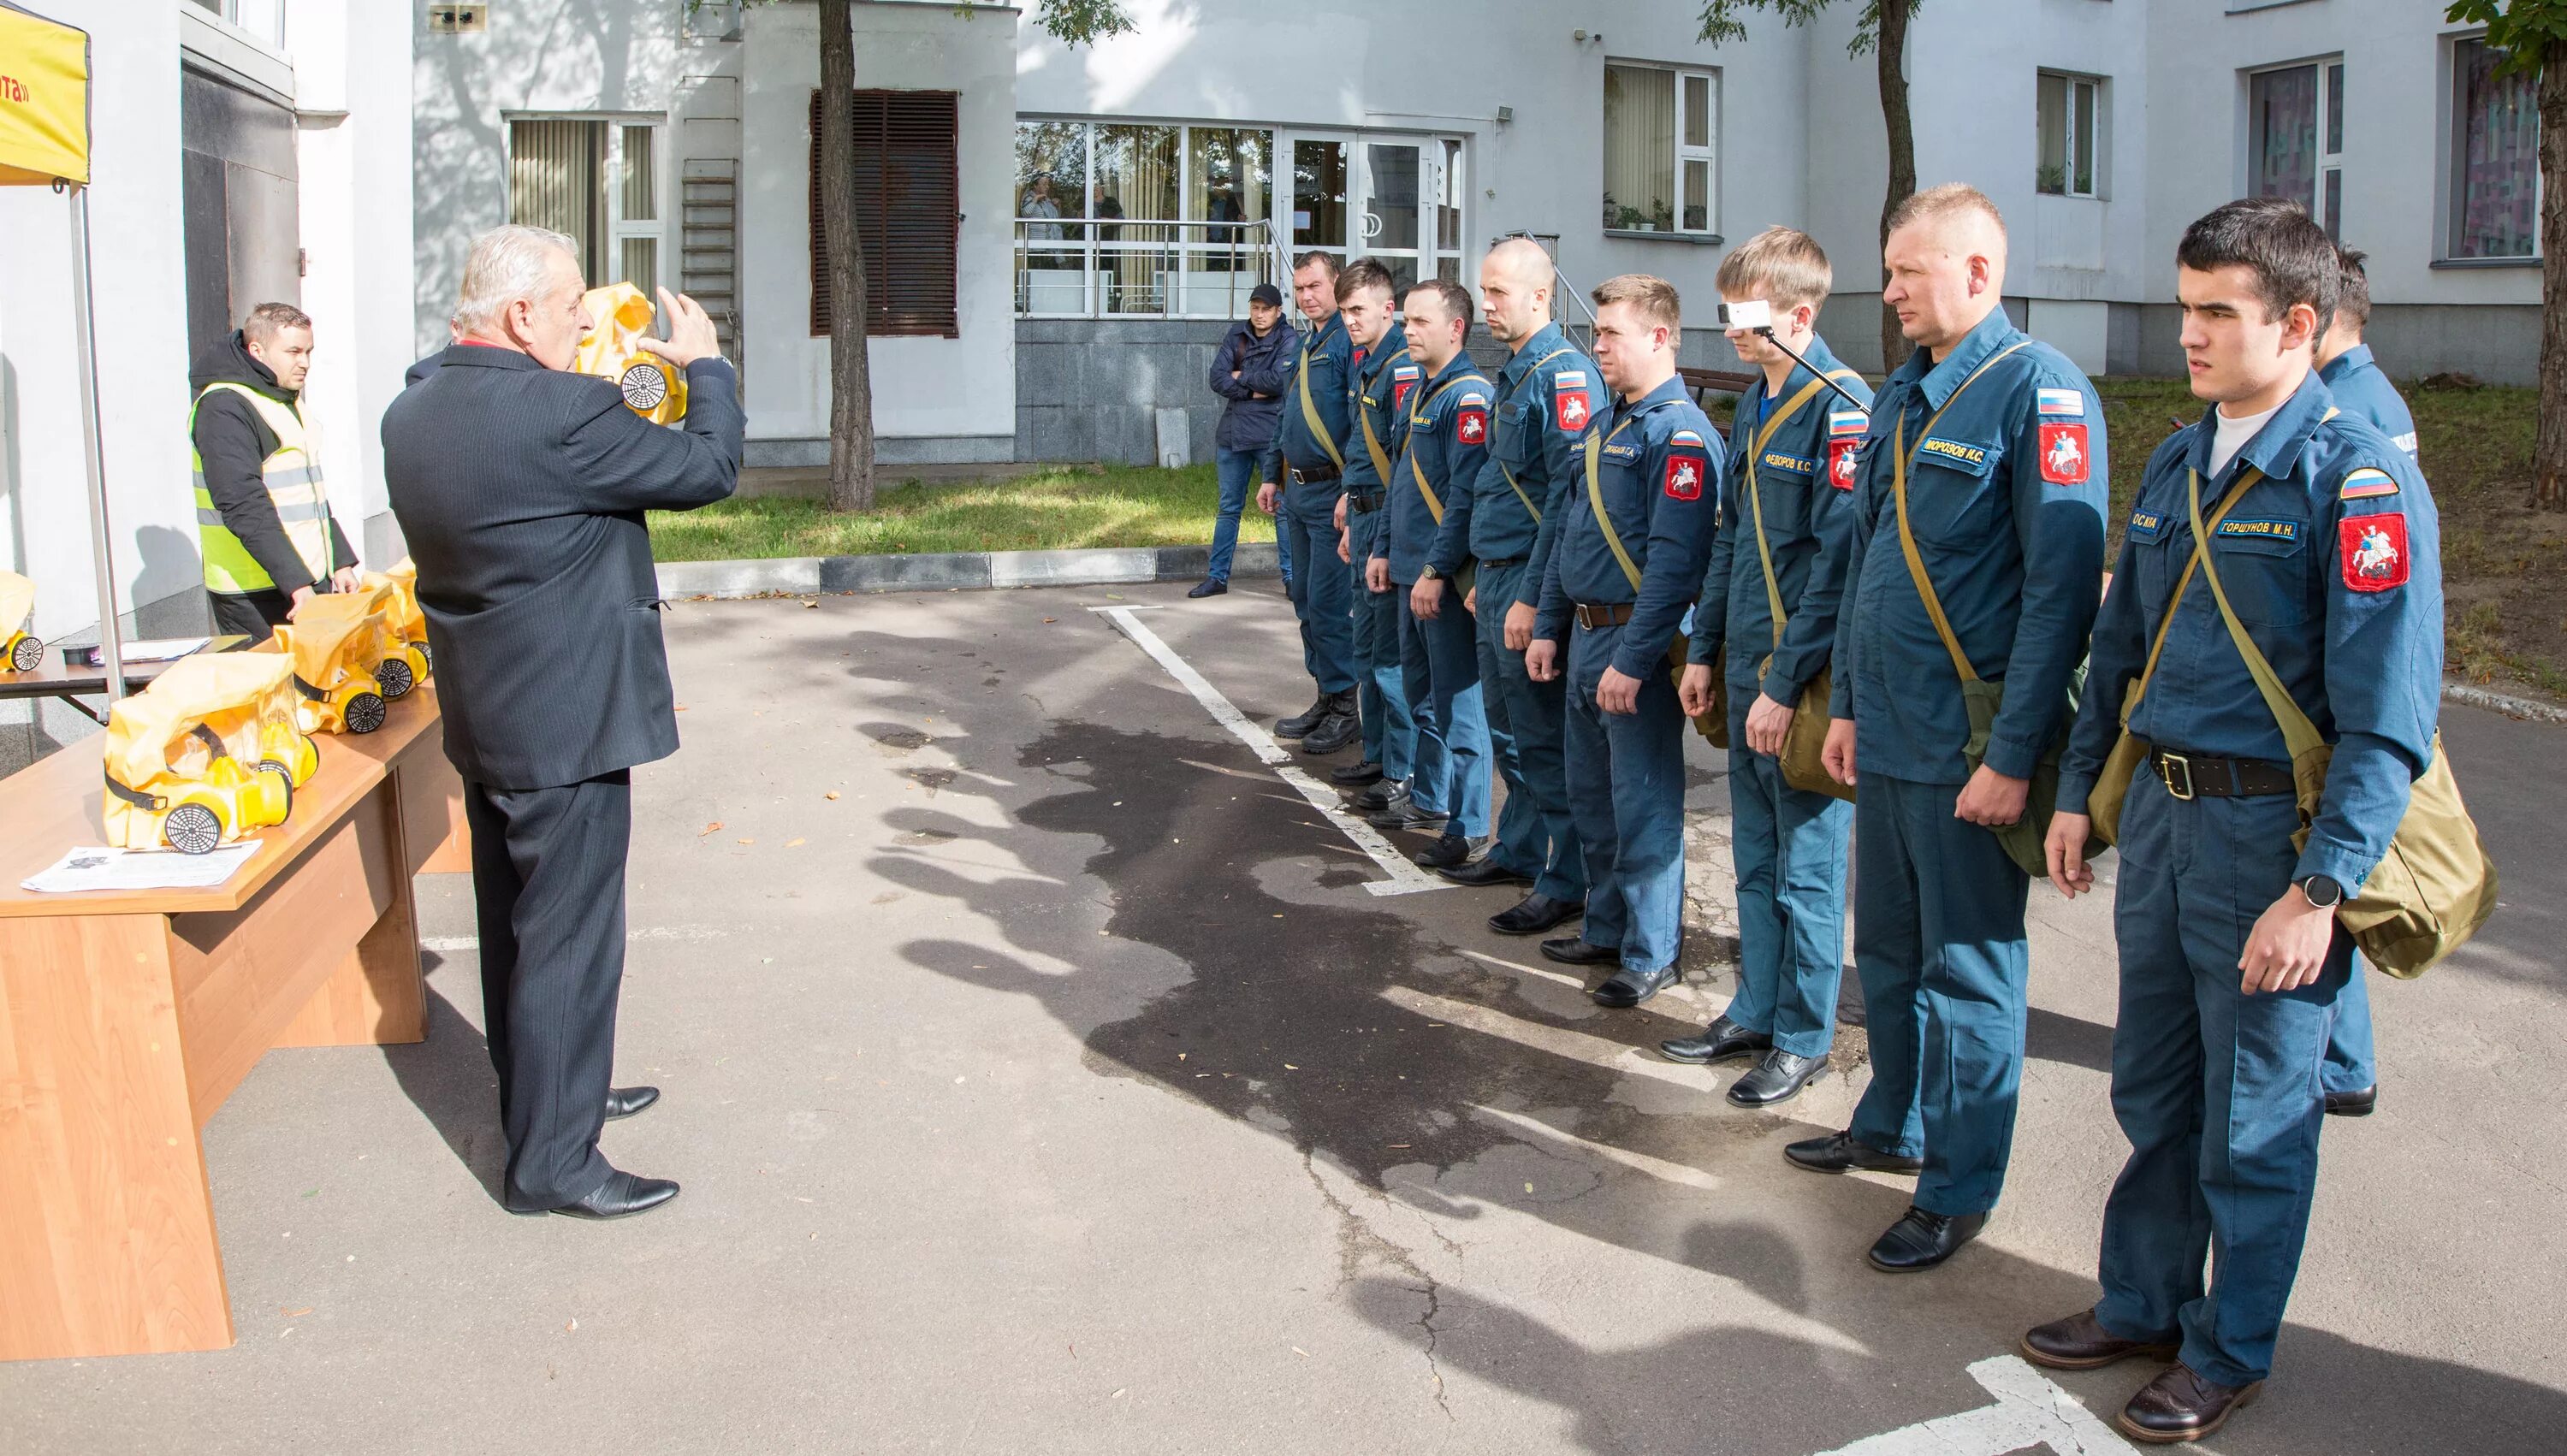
top-left (1358, 347), bottom-right (1411, 482)
top-left (1296, 333), bottom-right (1348, 473)
top-left (2119, 469), bottom-right (2262, 725)
top-left (1745, 370), bottom-right (1865, 648)
top-left (1584, 424), bottom-right (1644, 591)
top-left (1888, 341), bottom-right (2036, 683)
top-left (2184, 466), bottom-right (2328, 757)
top-left (1493, 346), bottom-right (1581, 523)
top-left (1404, 373), bottom-right (1484, 525)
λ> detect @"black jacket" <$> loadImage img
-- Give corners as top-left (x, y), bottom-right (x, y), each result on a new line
top-left (382, 345), bottom-right (744, 789)
top-left (1207, 320), bottom-right (1290, 453)
top-left (189, 330), bottom-right (354, 595)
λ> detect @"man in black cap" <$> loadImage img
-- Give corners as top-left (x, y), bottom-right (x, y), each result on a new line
top-left (1202, 281), bottom-right (1294, 597)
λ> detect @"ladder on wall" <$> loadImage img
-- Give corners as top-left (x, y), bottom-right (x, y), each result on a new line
top-left (681, 159), bottom-right (740, 369)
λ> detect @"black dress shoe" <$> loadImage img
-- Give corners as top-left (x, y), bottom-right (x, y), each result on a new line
top-left (1351, 779), bottom-right (1403, 813)
top-left (1411, 832), bottom-right (1482, 870)
top-left (1592, 962), bottom-right (1679, 1008)
top-left (2324, 1084), bottom-right (2377, 1117)
top-left (1489, 893), bottom-right (1583, 936)
top-left (604, 1085), bottom-right (660, 1121)
top-left (1783, 1130), bottom-right (1924, 1175)
top-left (1187, 578), bottom-right (1229, 598)
top-left (2019, 1308), bottom-right (2181, 1371)
top-left (1366, 800), bottom-right (1449, 834)
top-left (1660, 1015), bottom-right (1770, 1065)
top-left (1300, 707), bottom-right (1361, 755)
top-left (547, 1169), bottom-right (680, 1221)
top-left (1276, 692), bottom-right (1331, 738)
top-left (1540, 935), bottom-right (1622, 967)
top-left (1866, 1205), bottom-right (1988, 1271)
top-left (1331, 759), bottom-right (1385, 787)
top-left (2117, 1363), bottom-right (2262, 1444)
top-left (1438, 855), bottom-right (1534, 887)
top-left (1728, 1049), bottom-right (1829, 1107)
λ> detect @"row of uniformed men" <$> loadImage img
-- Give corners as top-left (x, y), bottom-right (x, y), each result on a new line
top-left (1255, 185), bottom-right (2439, 1447)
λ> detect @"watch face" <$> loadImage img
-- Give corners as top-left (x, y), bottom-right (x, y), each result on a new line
top-left (2303, 875), bottom-right (2342, 907)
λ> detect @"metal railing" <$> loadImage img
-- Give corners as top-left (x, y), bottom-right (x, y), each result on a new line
top-left (1014, 216), bottom-right (1285, 321)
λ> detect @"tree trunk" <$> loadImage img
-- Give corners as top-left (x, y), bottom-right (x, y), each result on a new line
top-left (2538, 39), bottom-right (2567, 511)
top-left (1876, 0), bottom-right (1918, 376)
top-left (819, 0), bottom-right (876, 512)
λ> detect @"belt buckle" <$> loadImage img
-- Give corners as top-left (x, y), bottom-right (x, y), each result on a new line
top-left (2159, 751), bottom-right (2196, 802)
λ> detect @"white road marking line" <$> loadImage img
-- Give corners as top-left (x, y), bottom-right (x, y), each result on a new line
top-left (1458, 947), bottom-right (1591, 991)
top-left (419, 925), bottom-right (725, 953)
top-left (1095, 605), bottom-right (1445, 897)
top-left (1813, 1355), bottom-right (2140, 1456)
top-left (1379, 985), bottom-right (1704, 1087)
top-left (1466, 1102), bottom-right (1722, 1192)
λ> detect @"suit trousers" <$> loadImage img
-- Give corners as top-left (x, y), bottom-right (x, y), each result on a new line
top-left (2095, 771), bottom-right (2343, 1388)
top-left (1473, 559), bottom-right (1584, 899)
top-left (1562, 621), bottom-right (1687, 973)
top-left (1846, 772), bottom-right (2031, 1217)
top-left (465, 770), bottom-right (633, 1210)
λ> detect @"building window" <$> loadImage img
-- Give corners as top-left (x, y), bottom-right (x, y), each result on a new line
top-left (1603, 63), bottom-right (1718, 236)
top-left (508, 118), bottom-right (662, 292)
top-left (1013, 118), bottom-right (1288, 318)
top-left (2036, 72), bottom-right (2101, 198)
top-left (2450, 35), bottom-right (2540, 260)
top-left (2248, 58), bottom-right (2344, 237)
top-left (807, 90), bottom-right (960, 338)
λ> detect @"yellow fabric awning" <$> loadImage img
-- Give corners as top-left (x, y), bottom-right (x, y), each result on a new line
top-left (0, 4), bottom-right (87, 186)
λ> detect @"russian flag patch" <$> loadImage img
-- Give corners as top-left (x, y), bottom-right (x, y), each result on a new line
top-left (1829, 411), bottom-right (1866, 438)
top-left (2341, 468), bottom-right (2398, 500)
top-left (2037, 388), bottom-right (2084, 417)
top-left (1671, 428), bottom-right (1708, 448)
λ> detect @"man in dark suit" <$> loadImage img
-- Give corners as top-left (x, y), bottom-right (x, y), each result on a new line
top-left (383, 224), bottom-right (741, 1220)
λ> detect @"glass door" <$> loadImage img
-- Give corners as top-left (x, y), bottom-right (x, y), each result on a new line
top-left (1280, 132), bottom-right (1464, 293)
top-left (1361, 139), bottom-right (1425, 292)
top-left (1288, 134), bottom-right (1349, 272)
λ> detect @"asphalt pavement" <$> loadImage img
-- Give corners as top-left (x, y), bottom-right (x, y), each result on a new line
top-left (3, 580), bottom-right (2560, 1454)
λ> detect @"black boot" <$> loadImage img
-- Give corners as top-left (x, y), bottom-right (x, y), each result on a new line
top-left (1276, 691), bottom-right (1331, 739)
top-left (1299, 692), bottom-right (1361, 754)
top-left (1331, 759), bottom-right (1385, 786)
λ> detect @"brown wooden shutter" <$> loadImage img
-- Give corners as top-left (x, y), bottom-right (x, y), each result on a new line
top-left (809, 89), bottom-right (960, 338)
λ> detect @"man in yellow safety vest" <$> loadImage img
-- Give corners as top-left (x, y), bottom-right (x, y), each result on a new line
top-left (191, 301), bottom-right (357, 641)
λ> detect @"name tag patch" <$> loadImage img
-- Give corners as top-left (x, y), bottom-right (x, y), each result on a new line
top-left (1663, 453), bottom-right (1708, 500)
top-left (2339, 468), bottom-right (2398, 500)
top-left (2038, 423), bottom-right (2090, 485)
top-left (1604, 441), bottom-right (1643, 462)
top-left (1761, 450), bottom-right (1813, 476)
top-left (2036, 387), bottom-right (2084, 417)
top-left (2127, 509), bottom-right (2168, 542)
top-left (1917, 435), bottom-right (1994, 474)
top-left (2216, 518), bottom-right (2301, 542)
top-left (2340, 512), bottom-right (2410, 591)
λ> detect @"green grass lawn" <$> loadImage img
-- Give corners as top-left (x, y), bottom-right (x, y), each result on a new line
top-left (649, 462), bottom-right (1270, 561)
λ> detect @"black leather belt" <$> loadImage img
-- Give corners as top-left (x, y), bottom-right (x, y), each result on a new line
top-left (1478, 556), bottom-right (1524, 570)
top-left (2151, 747), bottom-right (2295, 801)
top-left (1347, 490), bottom-right (1385, 513)
top-left (1289, 463), bottom-right (1341, 485)
top-left (1574, 602), bottom-right (1634, 630)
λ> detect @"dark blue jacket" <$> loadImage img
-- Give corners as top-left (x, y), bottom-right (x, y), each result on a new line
top-left (1474, 322), bottom-right (1603, 590)
top-left (2058, 371), bottom-right (2441, 891)
top-left (1343, 327), bottom-right (1414, 559)
top-left (1535, 374), bottom-right (1722, 681)
top-left (1693, 334), bottom-right (1873, 713)
top-left (1828, 309), bottom-right (2108, 784)
top-left (1242, 311), bottom-right (1354, 479)
top-left (1207, 319), bottom-right (1292, 453)
top-left (2319, 344), bottom-right (2420, 465)
top-left (1378, 351), bottom-right (1491, 584)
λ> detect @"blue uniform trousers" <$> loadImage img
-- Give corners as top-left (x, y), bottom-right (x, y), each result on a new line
top-left (1282, 485), bottom-right (1355, 694)
top-left (2323, 964), bottom-right (2376, 1095)
top-left (1725, 742), bottom-right (1853, 1058)
top-left (1563, 622), bottom-right (1687, 972)
top-left (2095, 772), bottom-right (2343, 1388)
top-left (1847, 772), bottom-right (2031, 1216)
top-left (1473, 559), bottom-right (1585, 897)
top-left (1348, 509), bottom-right (1413, 776)
top-left (1396, 583), bottom-right (1489, 836)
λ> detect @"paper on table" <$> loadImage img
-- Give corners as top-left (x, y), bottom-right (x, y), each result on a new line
top-left (21, 843), bottom-right (256, 893)
top-left (70, 637), bottom-right (213, 667)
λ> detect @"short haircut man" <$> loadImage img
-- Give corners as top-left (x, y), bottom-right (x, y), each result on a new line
top-left (1885, 182), bottom-right (2007, 242)
top-left (1716, 226), bottom-right (1834, 313)
top-left (1589, 272), bottom-right (1681, 335)
top-left (242, 300), bottom-right (313, 345)
top-left (2175, 201), bottom-right (2340, 332)
top-left (190, 296), bottom-right (351, 640)
top-left (1294, 249), bottom-right (1343, 280)
top-left (1335, 256), bottom-right (1396, 305)
top-left (1407, 276), bottom-right (1476, 334)
top-left (2333, 246), bottom-right (2372, 334)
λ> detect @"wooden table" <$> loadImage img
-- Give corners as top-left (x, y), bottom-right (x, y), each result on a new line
top-left (0, 636), bottom-right (252, 724)
top-left (0, 682), bottom-right (468, 1361)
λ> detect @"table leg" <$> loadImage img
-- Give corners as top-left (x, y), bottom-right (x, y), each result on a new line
top-left (275, 874), bottom-right (426, 1048)
top-left (0, 914), bottom-right (234, 1360)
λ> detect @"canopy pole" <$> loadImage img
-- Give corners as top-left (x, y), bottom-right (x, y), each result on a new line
top-left (66, 182), bottom-right (124, 701)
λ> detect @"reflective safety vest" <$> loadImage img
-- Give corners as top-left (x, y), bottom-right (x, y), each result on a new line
top-left (192, 382), bottom-right (335, 595)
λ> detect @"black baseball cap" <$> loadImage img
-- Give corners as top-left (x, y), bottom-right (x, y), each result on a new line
top-left (1249, 283), bottom-right (1284, 308)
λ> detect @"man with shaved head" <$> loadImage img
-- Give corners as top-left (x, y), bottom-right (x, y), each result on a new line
top-left (1789, 185), bottom-right (2109, 1275)
top-left (1443, 237), bottom-right (1594, 935)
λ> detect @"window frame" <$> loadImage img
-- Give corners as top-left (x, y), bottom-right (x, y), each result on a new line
top-left (1601, 61), bottom-right (1722, 240)
top-left (808, 88), bottom-right (963, 340)
top-left (2036, 70), bottom-right (2103, 199)
top-left (504, 112), bottom-right (669, 292)
top-left (2443, 31), bottom-right (2543, 264)
top-left (2244, 56), bottom-right (2343, 238)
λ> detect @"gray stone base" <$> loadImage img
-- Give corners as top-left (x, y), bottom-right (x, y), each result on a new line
top-left (656, 542), bottom-right (1278, 600)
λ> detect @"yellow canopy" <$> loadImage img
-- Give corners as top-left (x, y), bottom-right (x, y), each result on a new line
top-left (0, 5), bottom-right (87, 186)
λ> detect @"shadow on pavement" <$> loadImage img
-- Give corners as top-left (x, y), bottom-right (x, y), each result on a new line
top-left (381, 956), bottom-right (507, 1207)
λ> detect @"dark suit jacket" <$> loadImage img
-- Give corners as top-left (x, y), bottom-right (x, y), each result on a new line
top-left (382, 344), bottom-right (742, 789)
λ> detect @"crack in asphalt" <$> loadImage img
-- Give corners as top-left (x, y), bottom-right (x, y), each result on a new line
top-left (1301, 1149), bottom-right (1455, 1423)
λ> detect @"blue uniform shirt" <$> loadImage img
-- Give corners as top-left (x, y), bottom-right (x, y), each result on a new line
top-left (1342, 328), bottom-right (1414, 560)
top-left (1243, 311), bottom-right (1353, 480)
top-left (2319, 344), bottom-right (2420, 465)
top-left (1473, 322), bottom-right (1602, 589)
top-left (2059, 372), bottom-right (2442, 892)
top-left (1829, 308), bottom-right (2108, 783)
top-left (1379, 351), bottom-right (1491, 584)
top-left (1536, 374), bottom-right (1722, 682)
top-left (1693, 334), bottom-right (1874, 707)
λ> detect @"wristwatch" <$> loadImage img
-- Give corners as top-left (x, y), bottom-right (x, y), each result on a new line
top-left (1420, 564), bottom-right (1441, 581)
top-left (2297, 873), bottom-right (2344, 909)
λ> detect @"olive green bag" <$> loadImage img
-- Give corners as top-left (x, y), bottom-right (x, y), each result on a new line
top-left (1585, 428), bottom-right (1725, 746)
top-left (1887, 342), bottom-right (2097, 878)
top-left (2180, 466), bottom-right (2498, 978)
top-left (1740, 370), bottom-right (1867, 802)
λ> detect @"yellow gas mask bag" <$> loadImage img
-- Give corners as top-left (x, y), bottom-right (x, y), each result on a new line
top-left (572, 282), bottom-right (689, 426)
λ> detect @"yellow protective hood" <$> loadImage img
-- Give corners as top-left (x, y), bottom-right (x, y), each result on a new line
top-left (571, 282), bottom-right (689, 427)
top-left (257, 594), bottom-right (394, 690)
top-left (0, 570), bottom-right (33, 636)
top-left (102, 652), bottom-right (294, 790)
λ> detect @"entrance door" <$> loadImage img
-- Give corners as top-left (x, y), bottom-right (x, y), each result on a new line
top-left (1282, 131), bottom-right (1463, 291)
